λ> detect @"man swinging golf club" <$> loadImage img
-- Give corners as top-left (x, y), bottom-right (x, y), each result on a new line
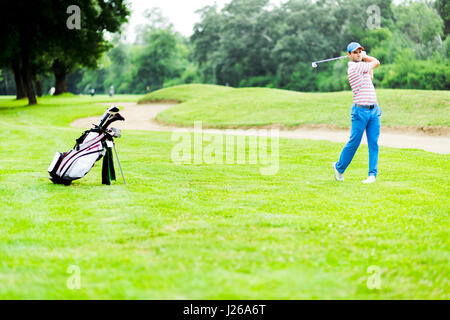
top-left (332, 42), bottom-right (381, 184)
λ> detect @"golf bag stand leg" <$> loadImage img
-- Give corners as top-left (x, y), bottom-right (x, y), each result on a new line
top-left (113, 142), bottom-right (126, 185)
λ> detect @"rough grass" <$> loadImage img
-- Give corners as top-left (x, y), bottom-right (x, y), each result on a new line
top-left (139, 84), bottom-right (450, 128)
top-left (0, 94), bottom-right (448, 299)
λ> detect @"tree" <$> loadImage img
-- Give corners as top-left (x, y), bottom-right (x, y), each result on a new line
top-left (191, 0), bottom-right (285, 86)
top-left (135, 7), bottom-right (172, 44)
top-left (394, 1), bottom-right (444, 44)
top-left (0, 69), bottom-right (17, 95)
top-left (124, 8), bottom-right (187, 92)
top-left (0, 0), bottom-right (129, 104)
top-left (0, 1), bottom-right (51, 104)
top-left (435, 0), bottom-right (450, 38)
top-left (215, 0), bottom-right (276, 85)
top-left (191, 4), bottom-right (223, 82)
top-left (49, 0), bottom-right (130, 95)
top-left (132, 29), bottom-right (178, 92)
top-left (103, 43), bottom-right (130, 93)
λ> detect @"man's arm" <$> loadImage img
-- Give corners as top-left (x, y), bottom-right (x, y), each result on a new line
top-left (361, 51), bottom-right (380, 69)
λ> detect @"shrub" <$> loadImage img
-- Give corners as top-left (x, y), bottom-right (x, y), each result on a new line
top-left (382, 60), bottom-right (450, 90)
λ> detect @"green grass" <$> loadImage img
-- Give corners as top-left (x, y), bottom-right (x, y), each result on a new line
top-left (0, 93), bottom-right (449, 299)
top-left (0, 94), bottom-right (141, 129)
top-left (139, 84), bottom-right (450, 128)
top-left (139, 83), bottom-right (234, 103)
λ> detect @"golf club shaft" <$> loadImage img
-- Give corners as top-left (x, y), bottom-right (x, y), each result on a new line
top-left (98, 111), bottom-right (111, 127)
top-left (113, 142), bottom-right (126, 185)
top-left (313, 55), bottom-right (347, 65)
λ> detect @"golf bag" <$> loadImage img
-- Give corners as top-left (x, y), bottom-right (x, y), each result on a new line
top-left (48, 106), bottom-right (125, 185)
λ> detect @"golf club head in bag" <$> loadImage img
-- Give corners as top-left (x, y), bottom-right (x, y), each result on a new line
top-left (102, 112), bottom-right (125, 130)
top-left (98, 105), bottom-right (119, 127)
top-left (48, 106), bottom-right (125, 185)
top-left (107, 127), bottom-right (121, 138)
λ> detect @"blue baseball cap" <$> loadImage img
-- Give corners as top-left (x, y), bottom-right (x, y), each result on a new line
top-left (347, 42), bottom-right (365, 53)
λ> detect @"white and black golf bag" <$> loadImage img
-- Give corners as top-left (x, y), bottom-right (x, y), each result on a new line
top-left (48, 106), bottom-right (126, 185)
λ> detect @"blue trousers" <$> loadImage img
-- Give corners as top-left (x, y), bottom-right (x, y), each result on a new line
top-left (336, 103), bottom-right (381, 177)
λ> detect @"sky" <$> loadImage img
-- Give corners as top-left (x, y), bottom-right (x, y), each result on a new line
top-left (123, 0), bottom-right (283, 42)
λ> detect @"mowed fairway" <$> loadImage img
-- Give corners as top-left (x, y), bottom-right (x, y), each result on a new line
top-left (0, 92), bottom-right (449, 299)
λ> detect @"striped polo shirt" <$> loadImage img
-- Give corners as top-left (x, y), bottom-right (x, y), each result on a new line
top-left (347, 61), bottom-right (377, 105)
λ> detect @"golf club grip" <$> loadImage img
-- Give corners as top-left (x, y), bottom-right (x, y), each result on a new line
top-left (98, 112), bottom-right (111, 127)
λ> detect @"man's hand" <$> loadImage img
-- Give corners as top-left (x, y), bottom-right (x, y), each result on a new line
top-left (361, 51), bottom-right (380, 69)
top-left (361, 51), bottom-right (368, 60)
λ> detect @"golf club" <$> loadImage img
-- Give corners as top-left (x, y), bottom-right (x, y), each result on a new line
top-left (102, 112), bottom-right (125, 130)
top-left (98, 105), bottom-right (120, 127)
top-left (312, 55), bottom-right (347, 68)
top-left (107, 127), bottom-right (122, 138)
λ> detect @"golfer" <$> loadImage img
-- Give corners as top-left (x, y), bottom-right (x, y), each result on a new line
top-left (333, 42), bottom-right (381, 184)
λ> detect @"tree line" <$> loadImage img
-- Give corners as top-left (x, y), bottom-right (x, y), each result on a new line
top-left (189, 0), bottom-right (448, 91)
top-left (0, 0), bottom-right (448, 102)
top-left (0, 0), bottom-right (129, 104)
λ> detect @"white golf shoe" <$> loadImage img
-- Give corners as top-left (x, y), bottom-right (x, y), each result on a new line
top-left (362, 176), bottom-right (376, 184)
top-left (332, 162), bottom-right (344, 181)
